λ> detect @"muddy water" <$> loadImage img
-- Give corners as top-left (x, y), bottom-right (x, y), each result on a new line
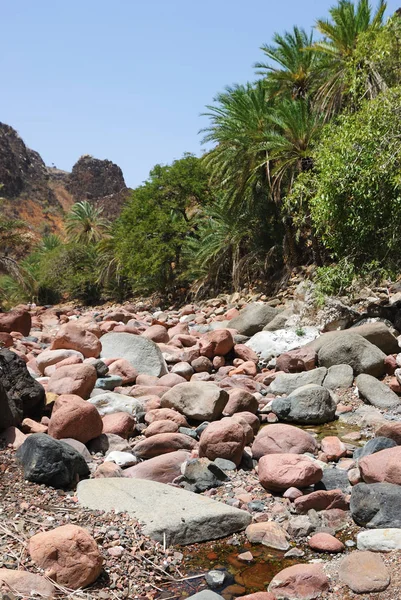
top-left (167, 538), bottom-right (301, 599)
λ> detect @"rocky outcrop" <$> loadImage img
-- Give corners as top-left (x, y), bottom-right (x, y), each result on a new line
top-left (0, 123), bottom-right (130, 233)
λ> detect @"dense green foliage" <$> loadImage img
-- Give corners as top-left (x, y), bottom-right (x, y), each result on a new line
top-left (4, 1), bottom-right (401, 306)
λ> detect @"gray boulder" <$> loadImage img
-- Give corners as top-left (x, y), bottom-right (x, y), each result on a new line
top-left (269, 367), bottom-right (327, 395)
top-left (16, 433), bottom-right (89, 489)
top-left (350, 482), bottom-right (401, 528)
top-left (308, 322), bottom-right (399, 355)
top-left (87, 433), bottom-right (132, 455)
top-left (100, 332), bottom-right (168, 377)
top-left (228, 303), bottom-right (278, 336)
top-left (272, 384), bottom-right (336, 425)
top-left (0, 349), bottom-right (45, 418)
top-left (161, 382), bottom-right (228, 422)
top-left (323, 364), bottom-right (354, 390)
top-left (356, 374), bottom-right (400, 409)
top-left (77, 478), bottom-right (251, 545)
top-left (315, 467), bottom-right (351, 493)
top-left (0, 380), bottom-right (21, 430)
top-left (354, 437), bottom-right (397, 460)
top-left (318, 333), bottom-right (385, 377)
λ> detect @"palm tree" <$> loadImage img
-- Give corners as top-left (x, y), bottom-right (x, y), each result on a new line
top-left (201, 81), bottom-right (274, 214)
top-left (65, 201), bottom-right (109, 244)
top-left (255, 26), bottom-right (320, 99)
top-left (265, 99), bottom-right (324, 264)
top-left (313, 0), bottom-right (387, 115)
top-left (0, 214), bottom-right (31, 284)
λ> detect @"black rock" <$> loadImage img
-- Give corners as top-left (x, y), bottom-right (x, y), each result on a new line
top-left (350, 482), bottom-right (401, 528)
top-left (353, 436), bottom-right (397, 460)
top-left (16, 433), bottom-right (89, 489)
top-left (182, 458), bottom-right (228, 493)
top-left (0, 380), bottom-right (21, 430)
top-left (315, 467), bottom-right (351, 493)
top-left (0, 349), bottom-right (45, 418)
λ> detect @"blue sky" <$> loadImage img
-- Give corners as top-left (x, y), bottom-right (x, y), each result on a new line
top-left (2, 1), bottom-right (399, 187)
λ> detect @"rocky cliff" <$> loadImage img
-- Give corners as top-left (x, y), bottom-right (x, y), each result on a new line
top-left (0, 123), bottom-right (130, 234)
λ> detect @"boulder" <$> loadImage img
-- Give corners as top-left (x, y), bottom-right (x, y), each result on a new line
top-left (223, 388), bottom-right (258, 416)
top-left (320, 436), bottom-right (347, 461)
top-left (142, 324), bottom-right (169, 343)
top-left (181, 457), bottom-right (228, 493)
top-left (100, 332), bottom-right (168, 376)
top-left (77, 478), bottom-right (252, 546)
top-left (323, 364), bottom-right (354, 390)
top-left (268, 564), bottom-right (329, 599)
top-left (252, 424), bottom-right (317, 460)
top-left (199, 418), bottom-right (246, 466)
top-left (47, 364), bottom-right (97, 399)
top-left (269, 368), bottom-right (327, 395)
top-left (0, 349), bottom-right (45, 418)
top-left (308, 322), bottom-right (399, 355)
top-left (36, 349), bottom-right (84, 374)
top-left (107, 358), bottom-right (138, 384)
top-left (16, 433), bottom-right (89, 488)
top-left (354, 437), bottom-right (397, 460)
top-left (145, 408), bottom-right (189, 427)
top-left (202, 329), bottom-right (234, 357)
top-left (357, 528), bottom-right (401, 552)
top-left (308, 532), bottom-right (344, 553)
top-left (375, 421), bottom-right (401, 444)
top-left (228, 303), bottom-right (278, 336)
top-left (272, 384), bottom-right (336, 425)
top-left (145, 419), bottom-right (179, 436)
top-left (0, 426), bottom-right (26, 448)
top-left (28, 525), bottom-right (102, 589)
top-left (276, 347), bottom-right (317, 373)
top-left (246, 327), bottom-right (319, 362)
top-left (0, 308), bottom-right (31, 336)
top-left (294, 489), bottom-right (349, 513)
top-left (124, 450), bottom-right (191, 483)
top-left (88, 392), bottom-right (143, 417)
top-left (133, 432), bottom-right (197, 459)
top-left (356, 373), bottom-right (400, 409)
top-left (0, 380), bottom-right (21, 430)
top-left (359, 446), bottom-right (401, 484)
top-left (87, 432), bottom-right (131, 455)
top-left (350, 482), bottom-right (401, 528)
top-left (51, 323), bottom-right (101, 358)
top-left (48, 394), bottom-right (103, 443)
top-left (318, 333), bottom-right (385, 377)
top-left (0, 569), bottom-right (56, 599)
top-left (339, 551), bottom-right (390, 593)
top-left (245, 521), bottom-right (290, 551)
top-left (102, 412), bottom-right (136, 438)
top-left (161, 382), bottom-right (228, 422)
top-left (258, 454), bottom-right (322, 492)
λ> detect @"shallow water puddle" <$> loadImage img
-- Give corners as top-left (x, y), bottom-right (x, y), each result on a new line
top-left (162, 538), bottom-right (302, 598)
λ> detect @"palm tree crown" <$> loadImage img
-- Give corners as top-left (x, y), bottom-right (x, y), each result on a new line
top-left (255, 26), bottom-right (319, 99)
top-left (65, 201), bottom-right (109, 244)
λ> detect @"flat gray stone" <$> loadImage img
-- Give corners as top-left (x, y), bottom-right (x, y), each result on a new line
top-left (77, 478), bottom-right (251, 546)
top-left (357, 528), bottom-right (401, 552)
top-left (269, 367), bottom-right (327, 395)
top-left (100, 332), bottom-right (168, 377)
top-left (323, 364), bottom-right (354, 390)
top-left (356, 374), bottom-right (400, 409)
top-left (161, 382), bottom-right (228, 422)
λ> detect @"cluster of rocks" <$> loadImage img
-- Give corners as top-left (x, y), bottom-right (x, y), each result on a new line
top-left (2, 296), bottom-right (401, 599)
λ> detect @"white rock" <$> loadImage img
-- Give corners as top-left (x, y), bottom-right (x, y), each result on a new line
top-left (245, 327), bottom-right (320, 361)
top-left (357, 529), bottom-right (401, 552)
top-left (105, 451), bottom-right (138, 467)
top-left (88, 392), bottom-right (144, 417)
